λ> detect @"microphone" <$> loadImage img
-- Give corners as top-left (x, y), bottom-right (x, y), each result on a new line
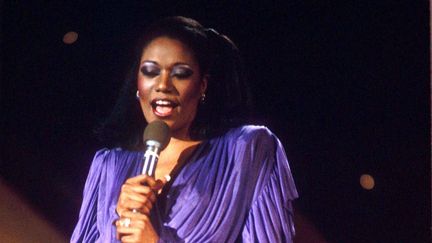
top-left (141, 120), bottom-right (170, 177)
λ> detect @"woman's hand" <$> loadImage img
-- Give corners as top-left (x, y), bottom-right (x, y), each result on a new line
top-left (116, 210), bottom-right (159, 243)
top-left (115, 175), bottom-right (166, 243)
top-left (116, 175), bottom-right (165, 216)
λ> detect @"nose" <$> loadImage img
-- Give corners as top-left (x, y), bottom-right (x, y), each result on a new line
top-left (156, 70), bottom-right (173, 93)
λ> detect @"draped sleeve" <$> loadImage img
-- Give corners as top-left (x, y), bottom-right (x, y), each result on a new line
top-left (240, 126), bottom-right (298, 242)
top-left (71, 148), bottom-right (143, 243)
top-left (71, 149), bottom-right (108, 242)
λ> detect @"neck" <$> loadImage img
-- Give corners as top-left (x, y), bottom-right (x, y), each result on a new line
top-left (168, 125), bottom-right (198, 142)
top-left (157, 134), bottom-right (202, 170)
top-left (164, 136), bottom-right (200, 151)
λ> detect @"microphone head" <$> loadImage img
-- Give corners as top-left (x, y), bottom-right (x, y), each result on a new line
top-left (143, 120), bottom-right (170, 150)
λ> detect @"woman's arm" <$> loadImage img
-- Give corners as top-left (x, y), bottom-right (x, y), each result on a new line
top-left (240, 128), bottom-right (298, 243)
top-left (71, 149), bottom-right (108, 242)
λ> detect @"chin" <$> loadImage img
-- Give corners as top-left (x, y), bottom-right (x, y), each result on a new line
top-left (146, 116), bottom-right (174, 128)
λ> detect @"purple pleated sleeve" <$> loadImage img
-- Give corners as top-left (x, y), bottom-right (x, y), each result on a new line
top-left (71, 148), bottom-right (143, 243)
top-left (240, 129), bottom-right (298, 242)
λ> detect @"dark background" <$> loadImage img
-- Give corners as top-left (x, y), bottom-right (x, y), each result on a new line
top-left (2, 1), bottom-right (430, 242)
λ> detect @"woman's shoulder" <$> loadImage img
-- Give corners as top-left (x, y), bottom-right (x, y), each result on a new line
top-left (92, 147), bottom-right (128, 161)
top-left (223, 124), bottom-right (277, 144)
top-left (89, 147), bottom-right (141, 170)
top-left (84, 147), bottom-right (143, 190)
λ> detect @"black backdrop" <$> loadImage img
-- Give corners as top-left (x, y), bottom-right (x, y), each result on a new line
top-left (2, 1), bottom-right (430, 242)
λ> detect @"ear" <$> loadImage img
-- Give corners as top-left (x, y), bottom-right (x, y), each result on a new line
top-left (200, 74), bottom-right (208, 94)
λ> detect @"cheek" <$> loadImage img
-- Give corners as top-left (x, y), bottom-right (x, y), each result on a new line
top-left (183, 78), bottom-right (203, 98)
top-left (181, 84), bottom-right (201, 106)
top-left (137, 77), bottom-right (155, 103)
top-left (137, 77), bottom-right (153, 119)
top-left (137, 77), bottom-right (151, 93)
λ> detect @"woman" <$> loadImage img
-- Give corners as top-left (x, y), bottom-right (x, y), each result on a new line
top-left (71, 16), bottom-right (298, 243)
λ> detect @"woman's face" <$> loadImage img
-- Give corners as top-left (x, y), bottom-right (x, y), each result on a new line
top-left (137, 36), bottom-right (207, 140)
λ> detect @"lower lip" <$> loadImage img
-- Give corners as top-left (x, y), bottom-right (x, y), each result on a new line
top-left (152, 106), bottom-right (174, 118)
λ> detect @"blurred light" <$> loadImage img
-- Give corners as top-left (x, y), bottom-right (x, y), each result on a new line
top-left (63, 31), bottom-right (78, 44)
top-left (360, 174), bottom-right (375, 190)
top-left (0, 178), bottom-right (67, 242)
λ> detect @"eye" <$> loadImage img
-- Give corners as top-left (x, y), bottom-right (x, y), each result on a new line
top-left (171, 66), bottom-right (193, 79)
top-left (140, 64), bottom-right (160, 77)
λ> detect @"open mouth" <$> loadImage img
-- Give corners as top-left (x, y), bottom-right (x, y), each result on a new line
top-left (151, 99), bottom-right (179, 117)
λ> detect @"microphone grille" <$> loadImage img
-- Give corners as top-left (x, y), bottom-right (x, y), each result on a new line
top-left (143, 120), bottom-right (170, 150)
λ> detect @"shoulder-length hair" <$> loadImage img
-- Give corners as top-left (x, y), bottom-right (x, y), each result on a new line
top-left (96, 16), bottom-right (251, 150)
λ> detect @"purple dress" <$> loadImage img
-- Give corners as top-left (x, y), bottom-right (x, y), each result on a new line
top-left (71, 125), bottom-right (298, 242)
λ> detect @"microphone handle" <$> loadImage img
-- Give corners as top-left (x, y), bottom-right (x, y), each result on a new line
top-left (142, 144), bottom-right (161, 177)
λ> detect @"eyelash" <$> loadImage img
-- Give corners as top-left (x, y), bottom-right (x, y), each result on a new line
top-left (140, 67), bottom-right (193, 79)
top-left (141, 67), bottom-right (159, 77)
top-left (172, 69), bottom-right (193, 79)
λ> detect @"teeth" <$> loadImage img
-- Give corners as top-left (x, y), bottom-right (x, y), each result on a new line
top-left (155, 100), bottom-right (171, 106)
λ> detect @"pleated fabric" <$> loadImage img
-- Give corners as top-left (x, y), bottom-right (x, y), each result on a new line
top-left (71, 125), bottom-right (298, 243)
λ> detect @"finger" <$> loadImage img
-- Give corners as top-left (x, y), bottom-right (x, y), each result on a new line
top-left (117, 200), bottom-right (152, 216)
top-left (122, 201), bottom-right (152, 214)
top-left (122, 190), bottom-right (156, 208)
top-left (116, 216), bottom-right (132, 227)
top-left (120, 233), bottom-right (140, 243)
top-left (118, 187), bottom-right (155, 208)
top-left (152, 178), bottom-right (167, 191)
top-left (121, 183), bottom-right (153, 195)
top-left (125, 189), bottom-right (157, 205)
top-left (121, 210), bottom-right (150, 221)
top-left (117, 227), bottom-right (139, 240)
top-left (115, 216), bottom-right (152, 242)
top-left (116, 219), bottom-right (146, 238)
top-left (124, 174), bottom-right (151, 183)
top-left (117, 226), bottom-right (138, 234)
top-left (126, 202), bottom-right (153, 215)
top-left (117, 192), bottom-right (156, 217)
top-left (123, 175), bottom-right (166, 197)
top-left (118, 185), bottom-right (156, 206)
top-left (123, 190), bottom-right (155, 204)
top-left (125, 174), bottom-right (158, 187)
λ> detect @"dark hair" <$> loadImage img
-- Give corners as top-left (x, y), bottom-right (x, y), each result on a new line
top-left (97, 16), bottom-right (251, 149)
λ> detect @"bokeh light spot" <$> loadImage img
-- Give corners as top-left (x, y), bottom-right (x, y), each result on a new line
top-left (360, 174), bottom-right (375, 190)
top-left (63, 31), bottom-right (78, 44)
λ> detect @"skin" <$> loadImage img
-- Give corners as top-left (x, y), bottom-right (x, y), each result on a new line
top-left (115, 37), bottom-right (207, 243)
top-left (137, 37), bottom-right (207, 140)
